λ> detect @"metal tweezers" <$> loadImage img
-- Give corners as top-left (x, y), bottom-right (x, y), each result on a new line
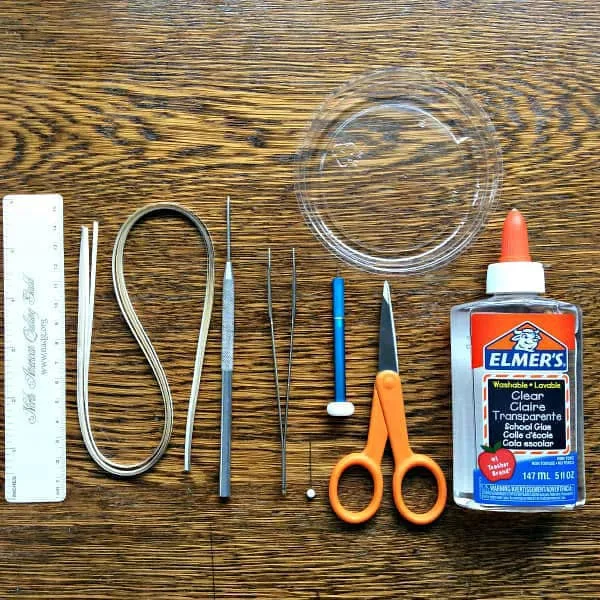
top-left (267, 248), bottom-right (296, 495)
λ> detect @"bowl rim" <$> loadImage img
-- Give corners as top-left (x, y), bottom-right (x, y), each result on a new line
top-left (295, 67), bottom-right (503, 274)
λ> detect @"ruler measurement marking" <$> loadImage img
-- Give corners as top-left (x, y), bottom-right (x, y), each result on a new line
top-left (3, 194), bottom-right (66, 503)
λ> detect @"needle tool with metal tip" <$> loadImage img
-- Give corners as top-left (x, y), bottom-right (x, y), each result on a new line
top-left (219, 196), bottom-right (235, 498)
top-left (267, 247), bottom-right (296, 496)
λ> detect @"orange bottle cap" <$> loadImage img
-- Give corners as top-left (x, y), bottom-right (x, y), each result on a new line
top-left (486, 209), bottom-right (545, 294)
top-left (500, 209), bottom-right (531, 262)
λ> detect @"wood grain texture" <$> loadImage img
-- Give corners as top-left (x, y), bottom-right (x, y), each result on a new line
top-left (0, 1), bottom-right (599, 598)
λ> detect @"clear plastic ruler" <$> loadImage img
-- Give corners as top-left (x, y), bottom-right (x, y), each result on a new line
top-left (3, 194), bottom-right (66, 502)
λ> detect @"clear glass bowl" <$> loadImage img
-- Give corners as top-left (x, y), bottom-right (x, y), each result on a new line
top-left (296, 68), bottom-right (502, 274)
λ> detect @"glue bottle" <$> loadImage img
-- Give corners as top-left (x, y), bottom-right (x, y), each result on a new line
top-left (450, 209), bottom-right (585, 511)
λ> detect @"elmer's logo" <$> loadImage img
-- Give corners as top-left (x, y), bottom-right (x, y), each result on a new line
top-left (484, 321), bottom-right (568, 371)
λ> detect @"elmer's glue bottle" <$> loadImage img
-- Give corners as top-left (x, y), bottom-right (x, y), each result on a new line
top-left (450, 209), bottom-right (584, 511)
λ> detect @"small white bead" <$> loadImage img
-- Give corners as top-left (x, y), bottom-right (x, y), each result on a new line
top-left (306, 488), bottom-right (316, 500)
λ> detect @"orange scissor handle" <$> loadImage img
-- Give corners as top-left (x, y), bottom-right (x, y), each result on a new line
top-left (375, 371), bottom-right (447, 525)
top-left (392, 453), bottom-right (447, 525)
top-left (329, 382), bottom-right (388, 524)
top-left (329, 451), bottom-right (384, 525)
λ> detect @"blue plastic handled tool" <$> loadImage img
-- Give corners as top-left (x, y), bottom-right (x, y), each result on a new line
top-left (328, 278), bottom-right (355, 417)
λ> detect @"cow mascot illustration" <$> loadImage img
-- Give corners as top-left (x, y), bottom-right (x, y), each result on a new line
top-left (510, 327), bottom-right (541, 352)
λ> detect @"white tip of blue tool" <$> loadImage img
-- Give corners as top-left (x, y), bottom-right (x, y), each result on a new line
top-left (327, 401), bottom-right (355, 417)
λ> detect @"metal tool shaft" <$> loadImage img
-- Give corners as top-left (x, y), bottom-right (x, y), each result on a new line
top-left (219, 196), bottom-right (234, 498)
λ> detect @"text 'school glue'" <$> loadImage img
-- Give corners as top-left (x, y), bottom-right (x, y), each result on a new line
top-left (450, 209), bottom-right (584, 511)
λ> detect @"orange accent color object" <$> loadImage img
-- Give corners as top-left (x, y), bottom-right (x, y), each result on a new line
top-left (500, 208), bottom-right (532, 262)
top-left (328, 371), bottom-right (447, 526)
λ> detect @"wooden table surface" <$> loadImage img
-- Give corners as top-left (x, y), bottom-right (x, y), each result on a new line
top-left (0, 2), bottom-right (599, 598)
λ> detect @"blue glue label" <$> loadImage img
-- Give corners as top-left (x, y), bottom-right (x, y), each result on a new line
top-left (474, 453), bottom-right (578, 506)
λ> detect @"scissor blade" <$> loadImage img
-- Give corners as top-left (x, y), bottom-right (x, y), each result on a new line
top-left (378, 281), bottom-right (399, 373)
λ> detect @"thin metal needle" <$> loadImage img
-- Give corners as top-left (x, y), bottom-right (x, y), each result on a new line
top-left (226, 196), bottom-right (231, 262)
top-left (209, 526), bottom-right (216, 600)
top-left (309, 440), bottom-right (313, 489)
top-left (219, 196), bottom-right (234, 498)
top-left (306, 439), bottom-right (316, 500)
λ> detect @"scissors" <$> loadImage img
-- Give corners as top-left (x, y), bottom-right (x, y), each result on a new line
top-left (329, 281), bottom-right (447, 525)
